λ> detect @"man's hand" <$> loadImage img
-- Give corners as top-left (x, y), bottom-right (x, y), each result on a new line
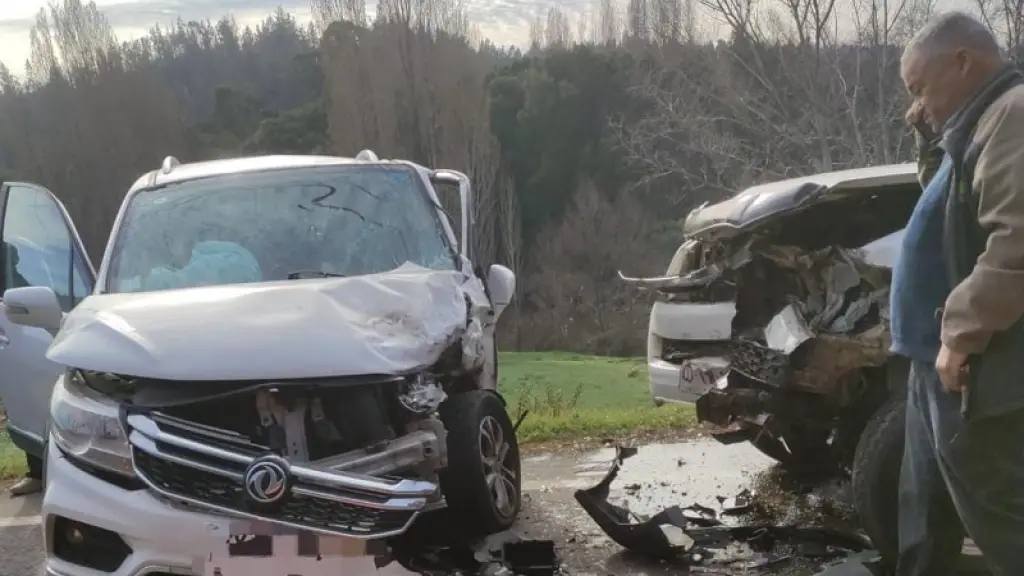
top-left (936, 343), bottom-right (970, 392)
top-left (905, 100), bottom-right (937, 139)
top-left (905, 100), bottom-right (926, 126)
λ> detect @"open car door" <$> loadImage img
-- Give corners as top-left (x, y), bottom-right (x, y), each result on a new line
top-left (0, 182), bottom-right (95, 459)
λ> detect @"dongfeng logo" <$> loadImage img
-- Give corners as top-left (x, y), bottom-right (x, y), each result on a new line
top-left (243, 457), bottom-right (290, 504)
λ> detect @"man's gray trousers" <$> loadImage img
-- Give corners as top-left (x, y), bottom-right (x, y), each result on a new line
top-left (897, 360), bottom-right (1024, 575)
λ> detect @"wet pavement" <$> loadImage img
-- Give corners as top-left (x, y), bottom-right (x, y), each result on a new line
top-left (515, 438), bottom-right (846, 575)
top-left (0, 437), bottom-right (989, 574)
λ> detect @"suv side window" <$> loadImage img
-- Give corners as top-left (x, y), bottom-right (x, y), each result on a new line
top-left (2, 185), bottom-right (91, 312)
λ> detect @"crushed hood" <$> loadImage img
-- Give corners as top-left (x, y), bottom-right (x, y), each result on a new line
top-left (682, 163), bottom-right (917, 239)
top-left (48, 264), bottom-right (473, 381)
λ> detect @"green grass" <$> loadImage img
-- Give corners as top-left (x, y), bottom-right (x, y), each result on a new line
top-left (0, 351), bottom-right (697, 478)
top-left (499, 351), bottom-right (696, 443)
top-left (0, 428), bottom-right (27, 480)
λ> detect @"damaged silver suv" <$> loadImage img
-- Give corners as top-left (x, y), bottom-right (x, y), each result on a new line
top-left (632, 163), bottom-right (921, 556)
top-left (1, 152), bottom-right (520, 574)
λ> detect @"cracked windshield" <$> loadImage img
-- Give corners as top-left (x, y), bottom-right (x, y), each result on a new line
top-left (107, 166), bottom-right (455, 293)
top-left (0, 0), bottom-right (1019, 575)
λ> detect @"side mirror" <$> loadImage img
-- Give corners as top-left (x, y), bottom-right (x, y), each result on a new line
top-left (486, 264), bottom-right (516, 317)
top-left (4, 286), bottom-right (63, 336)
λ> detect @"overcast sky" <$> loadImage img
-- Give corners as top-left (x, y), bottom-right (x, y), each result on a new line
top-left (0, 0), bottom-right (972, 75)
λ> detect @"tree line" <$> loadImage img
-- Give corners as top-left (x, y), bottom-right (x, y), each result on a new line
top-left (1, 0), bottom-right (1020, 354)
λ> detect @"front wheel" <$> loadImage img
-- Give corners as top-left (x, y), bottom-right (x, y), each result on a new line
top-left (852, 396), bottom-right (906, 567)
top-left (439, 390), bottom-right (522, 534)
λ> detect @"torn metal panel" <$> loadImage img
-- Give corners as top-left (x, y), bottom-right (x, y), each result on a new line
top-left (765, 304), bottom-right (814, 355)
top-left (619, 240), bottom-right (752, 293)
top-left (618, 263), bottom-right (727, 291)
top-left (573, 445), bottom-right (695, 560)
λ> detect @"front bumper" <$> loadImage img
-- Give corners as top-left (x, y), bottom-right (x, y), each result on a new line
top-left (42, 447), bottom-right (413, 576)
top-left (125, 412), bottom-right (438, 540)
top-left (647, 300), bottom-right (733, 405)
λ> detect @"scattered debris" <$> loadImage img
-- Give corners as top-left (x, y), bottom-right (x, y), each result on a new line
top-left (719, 488), bottom-right (754, 515)
top-left (499, 541), bottom-right (559, 576)
top-left (387, 510), bottom-right (559, 575)
top-left (574, 446), bottom-right (696, 561)
top-left (575, 445), bottom-right (873, 571)
top-left (682, 503), bottom-right (719, 526)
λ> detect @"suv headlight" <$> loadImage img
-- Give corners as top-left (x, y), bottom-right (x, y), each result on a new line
top-left (50, 369), bottom-right (134, 477)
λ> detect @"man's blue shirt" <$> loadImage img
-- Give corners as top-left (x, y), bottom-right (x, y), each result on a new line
top-left (890, 156), bottom-right (954, 363)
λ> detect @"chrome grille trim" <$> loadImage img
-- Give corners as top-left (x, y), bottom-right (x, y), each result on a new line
top-left (126, 412), bottom-right (435, 539)
top-left (127, 414), bottom-right (436, 498)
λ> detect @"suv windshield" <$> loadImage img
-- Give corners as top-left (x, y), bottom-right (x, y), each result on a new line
top-left (106, 164), bottom-right (456, 293)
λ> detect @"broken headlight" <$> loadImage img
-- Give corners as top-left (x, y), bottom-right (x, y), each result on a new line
top-left (50, 369), bottom-right (134, 478)
top-left (397, 373), bottom-right (447, 414)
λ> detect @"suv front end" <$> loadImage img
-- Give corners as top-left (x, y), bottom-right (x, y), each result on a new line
top-left (647, 239), bottom-right (733, 406)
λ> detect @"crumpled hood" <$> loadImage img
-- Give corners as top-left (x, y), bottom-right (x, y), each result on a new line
top-left (48, 265), bottom-right (473, 381)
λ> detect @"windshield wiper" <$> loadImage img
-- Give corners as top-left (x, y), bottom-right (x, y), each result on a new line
top-left (286, 270), bottom-right (346, 280)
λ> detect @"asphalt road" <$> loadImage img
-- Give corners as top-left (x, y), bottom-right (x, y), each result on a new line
top-left (0, 440), bottom-right (799, 575)
top-left (0, 439), bottom-right (986, 575)
top-left (0, 491), bottom-right (42, 576)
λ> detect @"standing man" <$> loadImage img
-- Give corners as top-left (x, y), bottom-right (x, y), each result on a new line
top-left (893, 11), bottom-right (1024, 576)
top-left (2, 242), bottom-right (43, 497)
top-left (9, 455), bottom-right (42, 496)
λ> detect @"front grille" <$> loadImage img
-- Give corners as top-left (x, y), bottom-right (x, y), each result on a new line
top-left (133, 451), bottom-right (413, 535)
top-left (126, 412), bottom-right (436, 539)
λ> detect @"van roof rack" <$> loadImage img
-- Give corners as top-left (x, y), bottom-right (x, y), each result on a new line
top-left (355, 150), bottom-right (379, 162)
top-left (160, 156), bottom-right (181, 174)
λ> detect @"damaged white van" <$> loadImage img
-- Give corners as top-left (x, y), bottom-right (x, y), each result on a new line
top-left (0, 152), bottom-right (520, 575)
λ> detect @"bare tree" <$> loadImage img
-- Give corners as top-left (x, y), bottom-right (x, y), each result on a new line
top-left (310, 0), bottom-right (367, 34)
top-left (627, 0), bottom-right (651, 39)
top-left (598, 0), bottom-right (622, 44)
top-left (838, 0), bottom-right (925, 165)
top-left (523, 180), bottom-right (662, 354)
top-left (321, 0), bottom-right (516, 273)
top-left (529, 10), bottom-right (545, 49)
top-left (575, 8), bottom-right (593, 44)
top-left (545, 7), bottom-right (572, 47)
top-left (27, 10), bottom-right (58, 86)
top-left (975, 0), bottom-right (1024, 58)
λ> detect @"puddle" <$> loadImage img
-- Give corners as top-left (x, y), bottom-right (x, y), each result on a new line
top-left (524, 439), bottom-right (776, 517)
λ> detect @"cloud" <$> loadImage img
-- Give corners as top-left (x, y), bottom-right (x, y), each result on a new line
top-left (0, 0), bottom-right (593, 70)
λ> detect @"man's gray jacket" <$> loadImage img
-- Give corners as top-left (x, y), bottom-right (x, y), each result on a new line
top-left (935, 65), bottom-right (1024, 420)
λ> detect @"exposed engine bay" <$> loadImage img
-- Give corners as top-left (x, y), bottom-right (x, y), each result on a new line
top-left (77, 331), bottom-right (490, 540)
top-left (148, 375), bottom-right (449, 478)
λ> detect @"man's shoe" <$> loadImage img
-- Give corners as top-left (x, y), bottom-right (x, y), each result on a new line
top-left (9, 477), bottom-right (42, 496)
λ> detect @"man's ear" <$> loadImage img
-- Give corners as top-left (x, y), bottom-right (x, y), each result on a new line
top-left (955, 48), bottom-right (972, 75)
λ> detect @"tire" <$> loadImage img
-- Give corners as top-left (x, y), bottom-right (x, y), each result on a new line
top-left (852, 396), bottom-right (906, 567)
top-left (439, 390), bottom-right (522, 535)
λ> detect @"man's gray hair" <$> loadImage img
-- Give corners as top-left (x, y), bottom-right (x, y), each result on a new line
top-left (903, 11), bottom-right (1002, 63)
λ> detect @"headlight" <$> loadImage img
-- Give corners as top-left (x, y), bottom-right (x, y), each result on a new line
top-left (50, 369), bottom-right (134, 477)
top-left (397, 373), bottom-right (447, 414)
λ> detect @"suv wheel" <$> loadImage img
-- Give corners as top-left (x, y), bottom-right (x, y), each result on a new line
top-left (852, 396), bottom-right (906, 567)
top-left (439, 390), bottom-right (522, 534)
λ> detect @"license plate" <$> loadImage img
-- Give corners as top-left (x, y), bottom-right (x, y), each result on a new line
top-left (677, 357), bottom-right (728, 396)
top-left (200, 527), bottom-right (373, 575)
